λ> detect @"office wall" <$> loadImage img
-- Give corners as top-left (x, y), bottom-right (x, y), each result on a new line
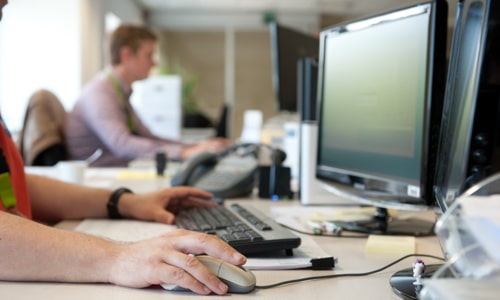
top-left (157, 30), bottom-right (226, 121)
top-left (234, 30), bottom-right (275, 139)
top-left (156, 29), bottom-right (276, 140)
top-left (149, 10), bottom-right (321, 140)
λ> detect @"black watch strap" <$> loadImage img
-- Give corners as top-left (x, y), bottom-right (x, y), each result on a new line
top-left (107, 187), bottom-right (133, 219)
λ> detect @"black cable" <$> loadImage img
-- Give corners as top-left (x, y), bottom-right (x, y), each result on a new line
top-left (255, 253), bottom-right (445, 290)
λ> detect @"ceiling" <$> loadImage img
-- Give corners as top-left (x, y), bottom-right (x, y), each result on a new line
top-left (135, 0), bottom-right (458, 30)
top-left (136, 0), bottom-right (421, 16)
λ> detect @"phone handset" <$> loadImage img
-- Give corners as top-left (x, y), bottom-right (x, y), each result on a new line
top-left (170, 152), bottom-right (218, 186)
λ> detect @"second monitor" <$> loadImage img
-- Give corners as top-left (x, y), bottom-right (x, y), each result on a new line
top-left (269, 22), bottom-right (319, 113)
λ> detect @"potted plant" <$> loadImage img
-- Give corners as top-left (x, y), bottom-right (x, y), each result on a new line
top-left (160, 65), bottom-right (213, 128)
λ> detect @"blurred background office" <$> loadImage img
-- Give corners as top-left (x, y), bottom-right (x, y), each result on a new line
top-left (0, 0), bottom-right (457, 145)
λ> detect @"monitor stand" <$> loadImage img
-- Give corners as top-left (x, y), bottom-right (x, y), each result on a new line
top-left (332, 207), bottom-right (435, 236)
top-left (389, 264), bottom-right (442, 300)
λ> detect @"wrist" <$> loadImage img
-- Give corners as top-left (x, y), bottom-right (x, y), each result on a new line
top-left (107, 187), bottom-right (133, 219)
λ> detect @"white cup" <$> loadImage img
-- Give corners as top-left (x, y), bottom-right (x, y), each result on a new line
top-left (57, 161), bottom-right (87, 184)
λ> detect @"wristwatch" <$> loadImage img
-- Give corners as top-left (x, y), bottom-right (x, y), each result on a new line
top-left (107, 187), bottom-right (133, 219)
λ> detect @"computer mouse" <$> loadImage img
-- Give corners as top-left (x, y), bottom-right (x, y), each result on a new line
top-left (161, 255), bottom-right (256, 294)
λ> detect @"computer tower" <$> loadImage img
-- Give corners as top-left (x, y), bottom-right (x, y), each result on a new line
top-left (131, 75), bottom-right (182, 140)
top-left (434, 0), bottom-right (500, 211)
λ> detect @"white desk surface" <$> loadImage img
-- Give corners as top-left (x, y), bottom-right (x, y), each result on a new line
top-left (3, 167), bottom-right (444, 299)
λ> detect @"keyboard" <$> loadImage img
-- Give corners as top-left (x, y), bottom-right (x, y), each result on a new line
top-left (175, 203), bottom-right (301, 255)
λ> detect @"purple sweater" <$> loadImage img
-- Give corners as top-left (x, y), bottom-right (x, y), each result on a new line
top-left (66, 69), bottom-right (185, 166)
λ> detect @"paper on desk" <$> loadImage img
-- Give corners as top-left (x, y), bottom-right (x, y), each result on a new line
top-left (75, 219), bottom-right (330, 270)
top-left (243, 234), bottom-right (331, 270)
top-left (75, 219), bottom-right (177, 242)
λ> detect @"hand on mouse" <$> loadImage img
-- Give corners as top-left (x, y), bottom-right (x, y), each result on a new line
top-left (107, 229), bottom-right (247, 295)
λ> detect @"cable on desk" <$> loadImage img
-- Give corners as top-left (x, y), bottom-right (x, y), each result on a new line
top-left (255, 253), bottom-right (445, 290)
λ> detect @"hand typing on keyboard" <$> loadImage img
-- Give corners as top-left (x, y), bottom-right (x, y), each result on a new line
top-left (122, 186), bottom-right (219, 224)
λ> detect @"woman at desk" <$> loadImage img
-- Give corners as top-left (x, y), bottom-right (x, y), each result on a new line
top-left (65, 24), bottom-right (230, 166)
top-left (0, 4), bottom-right (244, 293)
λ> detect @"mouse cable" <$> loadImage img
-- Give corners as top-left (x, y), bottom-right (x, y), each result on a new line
top-left (255, 253), bottom-right (445, 290)
top-left (278, 222), bottom-right (370, 239)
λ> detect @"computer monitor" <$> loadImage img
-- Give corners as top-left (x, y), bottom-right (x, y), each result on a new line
top-left (391, 1), bottom-right (500, 298)
top-left (433, 0), bottom-right (500, 213)
top-left (297, 57), bottom-right (319, 122)
top-left (269, 22), bottom-right (319, 113)
top-left (315, 0), bottom-right (448, 236)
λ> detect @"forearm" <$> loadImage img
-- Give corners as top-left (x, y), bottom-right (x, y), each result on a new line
top-left (0, 212), bottom-right (118, 283)
top-left (98, 126), bottom-right (185, 160)
top-left (27, 174), bottom-right (111, 223)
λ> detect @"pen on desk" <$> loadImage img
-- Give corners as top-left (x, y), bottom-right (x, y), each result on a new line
top-left (324, 221), bottom-right (343, 235)
top-left (306, 220), bottom-right (343, 236)
top-left (307, 220), bottom-right (325, 235)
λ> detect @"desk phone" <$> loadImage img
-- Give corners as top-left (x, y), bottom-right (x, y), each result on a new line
top-left (171, 150), bottom-right (259, 198)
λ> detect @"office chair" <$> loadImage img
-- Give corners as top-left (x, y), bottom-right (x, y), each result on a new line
top-left (18, 89), bottom-right (68, 166)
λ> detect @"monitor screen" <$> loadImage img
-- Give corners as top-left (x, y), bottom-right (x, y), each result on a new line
top-left (269, 22), bottom-right (319, 113)
top-left (315, 0), bottom-right (448, 235)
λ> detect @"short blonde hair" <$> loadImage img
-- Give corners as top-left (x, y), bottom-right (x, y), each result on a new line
top-left (109, 24), bottom-right (157, 65)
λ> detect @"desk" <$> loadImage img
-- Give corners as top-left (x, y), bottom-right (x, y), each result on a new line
top-left (3, 167), bottom-right (444, 299)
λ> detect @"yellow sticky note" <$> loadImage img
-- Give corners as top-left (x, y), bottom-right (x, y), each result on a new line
top-left (365, 235), bottom-right (415, 255)
top-left (116, 171), bottom-right (157, 179)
